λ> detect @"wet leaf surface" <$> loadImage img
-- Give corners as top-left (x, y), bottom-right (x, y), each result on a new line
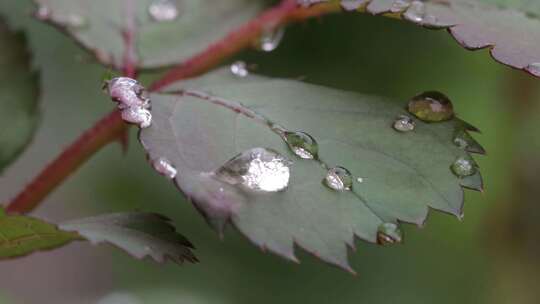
top-left (0, 207), bottom-right (78, 259)
top-left (59, 212), bottom-right (197, 264)
top-left (0, 19), bottom-right (39, 173)
top-left (139, 68), bottom-right (484, 271)
top-left (358, 0), bottom-right (540, 77)
top-left (33, 0), bottom-right (263, 69)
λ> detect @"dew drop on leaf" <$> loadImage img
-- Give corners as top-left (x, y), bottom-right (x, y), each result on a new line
top-left (105, 77), bottom-right (149, 109)
top-left (121, 107), bottom-right (152, 128)
top-left (148, 0), bottom-right (179, 22)
top-left (526, 62), bottom-right (540, 77)
top-left (284, 131), bottom-right (319, 160)
top-left (230, 61), bottom-right (249, 78)
top-left (451, 157), bottom-right (476, 177)
top-left (324, 166), bottom-right (353, 191)
top-left (152, 157), bottom-right (177, 179)
top-left (377, 222), bottom-right (403, 245)
top-left (256, 27), bottom-right (285, 52)
top-left (392, 114), bottom-right (416, 132)
top-left (403, 0), bottom-right (425, 23)
top-left (407, 91), bottom-right (454, 122)
top-left (215, 147), bottom-right (292, 192)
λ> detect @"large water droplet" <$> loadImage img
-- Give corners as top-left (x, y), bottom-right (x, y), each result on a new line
top-left (526, 62), bottom-right (540, 77)
top-left (377, 222), bottom-right (403, 245)
top-left (324, 166), bottom-right (353, 191)
top-left (230, 61), bottom-right (249, 78)
top-left (403, 1), bottom-right (425, 23)
top-left (256, 27), bottom-right (285, 52)
top-left (407, 91), bottom-right (454, 122)
top-left (152, 157), bottom-right (177, 179)
top-left (148, 0), bottom-right (179, 22)
top-left (216, 147), bottom-right (291, 192)
top-left (284, 131), bottom-right (319, 160)
top-left (121, 106), bottom-right (152, 128)
top-left (451, 157), bottom-right (476, 177)
top-left (106, 77), bottom-right (149, 109)
top-left (393, 115), bottom-right (416, 132)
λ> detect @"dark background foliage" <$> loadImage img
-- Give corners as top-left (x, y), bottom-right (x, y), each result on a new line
top-left (0, 0), bottom-right (539, 303)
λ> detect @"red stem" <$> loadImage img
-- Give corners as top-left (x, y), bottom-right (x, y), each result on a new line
top-left (5, 1), bottom-right (340, 214)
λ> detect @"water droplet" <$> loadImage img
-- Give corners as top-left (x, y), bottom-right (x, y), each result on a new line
top-left (121, 106), bottom-right (152, 128)
top-left (324, 166), bottom-right (353, 191)
top-left (257, 27), bottom-right (285, 52)
top-left (356, 177), bottom-right (364, 183)
top-left (392, 114), bottom-right (416, 132)
top-left (403, 0), bottom-right (425, 23)
top-left (284, 131), bottom-right (319, 160)
top-left (526, 62), bottom-right (540, 77)
top-left (148, 0), bottom-right (179, 22)
top-left (377, 222), bottom-right (403, 245)
top-left (451, 157), bottom-right (476, 177)
top-left (230, 61), bottom-right (249, 78)
top-left (216, 147), bottom-right (291, 192)
top-left (35, 5), bottom-right (51, 20)
top-left (340, 0), bottom-right (367, 11)
top-left (391, 0), bottom-right (411, 12)
top-left (106, 77), bottom-right (149, 109)
top-left (152, 157), bottom-right (177, 179)
top-left (407, 91), bottom-right (454, 122)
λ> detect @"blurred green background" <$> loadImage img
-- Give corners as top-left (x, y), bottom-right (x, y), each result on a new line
top-left (1, 1), bottom-right (539, 303)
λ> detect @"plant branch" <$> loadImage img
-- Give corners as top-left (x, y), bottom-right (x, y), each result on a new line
top-left (5, 0), bottom-right (340, 214)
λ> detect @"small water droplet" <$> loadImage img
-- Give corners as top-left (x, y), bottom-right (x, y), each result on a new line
top-left (403, 0), bottom-right (425, 23)
top-left (377, 222), bottom-right (403, 245)
top-left (106, 77), bottom-right (149, 109)
top-left (324, 166), bottom-right (353, 191)
top-left (35, 5), bottom-right (51, 20)
top-left (451, 157), bottom-right (476, 177)
top-left (526, 62), bottom-right (540, 77)
top-left (407, 91), bottom-right (454, 122)
top-left (152, 157), bottom-right (177, 179)
top-left (230, 61), bottom-right (249, 78)
top-left (393, 114), bottom-right (416, 132)
top-left (216, 147), bottom-right (291, 192)
top-left (391, 0), bottom-right (411, 12)
top-left (148, 0), bottom-right (179, 22)
top-left (121, 106), bottom-right (152, 128)
top-left (340, 0), bottom-right (367, 11)
top-left (284, 131), bottom-right (319, 160)
top-left (257, 27), bottom-right (285, 52)
top-left (356, 177), bottom-right (364, 183)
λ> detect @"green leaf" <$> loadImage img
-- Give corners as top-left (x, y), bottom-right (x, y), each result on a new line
top-left (0, 19), bottom-right (40, 173)
top-left (348, 0), bottom-right (540, 78)
top-left (59, 212), bottom-right (197, 264)
top-left (0, 207), bottom-right (78, 259)
top-left (139, 68), bottom-right (484, 271)
top-left (33, 0), bottom-right (263, 69)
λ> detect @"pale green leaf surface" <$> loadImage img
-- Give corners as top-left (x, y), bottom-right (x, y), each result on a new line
top-left (33, 0), bottom-right (263, 68)
top-left (139, 69), bottom-right (483, 271)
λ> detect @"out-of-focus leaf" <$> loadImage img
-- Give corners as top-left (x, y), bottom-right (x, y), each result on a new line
top-left (59, 212), bottom-right (197, 264)
top-left (33, 0), bottom-right (263, 69)
top-left (0, 19), bottom-right (39, 173)
top-left (139, 68), bottom-right (483, 271)
top-left (344, 0), bottom-right (540, 77)
top-left (0, 207), bottom-right (78, 259)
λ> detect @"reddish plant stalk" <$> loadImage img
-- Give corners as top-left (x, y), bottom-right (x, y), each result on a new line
top-left (5, 1), bottom-right (340, 214)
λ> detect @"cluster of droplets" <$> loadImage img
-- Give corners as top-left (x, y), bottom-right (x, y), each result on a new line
top-left (105, 77), bottom-right (152, 128)
top-left (216, 147), bottom-right (292, 192)
top-left (148, 0), bottom-right (180, 22)
top-left (230, 61), bottom-right (249, 78)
